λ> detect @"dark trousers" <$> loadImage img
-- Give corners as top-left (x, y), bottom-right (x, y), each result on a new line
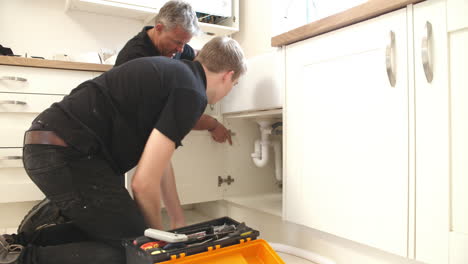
top-left (22, 144), bottom-right (147, 264)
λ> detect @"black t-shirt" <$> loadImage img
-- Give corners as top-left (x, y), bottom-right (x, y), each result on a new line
top-left (115, 26), bottom-right (195, 66)
top-left (33, 57), bottom-right (207, 174)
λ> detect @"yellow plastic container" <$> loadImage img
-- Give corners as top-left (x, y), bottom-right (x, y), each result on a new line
top-left (160, 239), bottom-right (285, 264)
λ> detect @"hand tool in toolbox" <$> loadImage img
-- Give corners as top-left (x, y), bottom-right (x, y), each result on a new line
top-left (125, 216), bottom-right (268, 264)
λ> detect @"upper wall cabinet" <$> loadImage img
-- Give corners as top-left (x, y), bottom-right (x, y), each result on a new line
top-left (65, 0), bottom-right (239, 36)
top-left (221, 50), bottom-right (284, 115)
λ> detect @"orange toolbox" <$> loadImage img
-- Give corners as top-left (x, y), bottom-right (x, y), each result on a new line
top-left (124, 217), bottom-right (285, 264)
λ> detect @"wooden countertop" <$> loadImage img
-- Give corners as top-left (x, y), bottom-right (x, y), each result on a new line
top-left (271, 0), bottom-right (424, 47)
top-left (0, 56), bottom-right (112, 72)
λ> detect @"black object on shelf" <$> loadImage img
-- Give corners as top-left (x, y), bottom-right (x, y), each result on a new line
top-left (196, 12), bottom-right (228, 25)
top-left (0, 44), bottom-right (14, 56)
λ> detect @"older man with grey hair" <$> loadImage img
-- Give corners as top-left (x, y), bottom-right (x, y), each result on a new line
top-left (116, 0), bottom-right (200, 63)
top-left (117, 1), bottom-right (232, 146)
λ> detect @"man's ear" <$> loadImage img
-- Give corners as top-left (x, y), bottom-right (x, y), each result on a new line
top-left (222, 71), bottom-right (235, 83)
top-left (155, 23), bottom-right (164, 33)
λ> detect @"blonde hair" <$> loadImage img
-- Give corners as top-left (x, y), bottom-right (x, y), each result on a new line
top-left (154, 0), bottom-right (200, 36)
top-left (196, 36), bottom-right (247, 81)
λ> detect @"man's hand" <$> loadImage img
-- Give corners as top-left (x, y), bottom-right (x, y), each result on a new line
top-left (192, 115), bottom-right (232, 145)
top-left (209, 122), bottom-right (232, 145)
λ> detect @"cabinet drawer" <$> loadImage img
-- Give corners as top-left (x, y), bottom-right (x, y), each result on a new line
top-left (0, 148), bottom-right (44, 203)
top-left (0, 93), bottom-right (64, 147)
top-left (0, 65), bottom-right (95, 95)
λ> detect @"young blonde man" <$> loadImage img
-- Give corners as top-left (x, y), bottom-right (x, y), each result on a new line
top-left (1, 36), bottom-right (246, 264)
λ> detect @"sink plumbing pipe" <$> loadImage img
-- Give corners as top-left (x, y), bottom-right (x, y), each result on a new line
top-left (251, 119), bottom-right (283, 182)
top-left (272, 140), bottom-right (282, 182)
top-left (269, 242), bottom-right (336, 264)
top-left (251, 119), bottom-right (275, 168)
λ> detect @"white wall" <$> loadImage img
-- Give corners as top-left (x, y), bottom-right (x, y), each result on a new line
top-left (0, 0), bottom-right (143, 60)
top-left (232, 0), bottom-right (277, 58)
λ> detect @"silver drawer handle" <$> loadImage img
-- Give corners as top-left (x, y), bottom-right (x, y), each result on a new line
top-left (0, 100), bottom-right (27, 105)
top-left (0, 156), bottom-right (22, 161)
top-left (422, 21), bottom-right (433, 83)
top-left (1, 76), bottom-right (28, 82)
top-left (385, 30), bottom-right (396, 87)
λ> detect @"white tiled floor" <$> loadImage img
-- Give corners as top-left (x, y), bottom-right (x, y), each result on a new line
top-left (2, 208), bottom-right (317, 263)
top-left (161, 208), bottom-right (212, 230)
top-left (277, 252), bottom-right (318, 264)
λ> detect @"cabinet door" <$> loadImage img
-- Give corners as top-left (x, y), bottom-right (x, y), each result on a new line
top-left (124, 132), bottom-right (226, 205)
top-left (285, 9), bottom-right (408, 256)
top-left (171, 133), bottom-right (225, 204)
top-left (413, 0), bottom-right (450, 263)
top-left (447, 1), bottom-right (468, 263)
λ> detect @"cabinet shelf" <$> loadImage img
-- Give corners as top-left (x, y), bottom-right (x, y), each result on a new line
top-left (223, 108), bottom-right (282, 119)
top-left (66, 0), bottom-right (239, 36)
top-left (224, 192), bottom-right (282, 217)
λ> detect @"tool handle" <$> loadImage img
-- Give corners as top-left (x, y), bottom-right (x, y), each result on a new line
top-left (144, 229), bottom-right (188, 243)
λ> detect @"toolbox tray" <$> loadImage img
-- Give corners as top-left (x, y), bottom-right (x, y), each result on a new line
top-left (124, 216), bottom-right (260, 264)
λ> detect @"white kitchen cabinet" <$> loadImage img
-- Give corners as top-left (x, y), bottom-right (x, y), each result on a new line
top-left (412, 0), bottom-right (450, 263)
top-left (285, 8), bottom-right (409, 257)
top-left (0, 65), bottom-right (94, 95)
top-left (284, 0), bottom-right (468, 262)
top-left (447, 0), bottom-right (468, 262)
top-left (0, 93), bottom-right (65, 147)
top-left (0, 60), bottom-right (103, 203)
top-left (221, 50), bottom-right (284, 114)
top-left (65, 0), bottom-right (240, 36)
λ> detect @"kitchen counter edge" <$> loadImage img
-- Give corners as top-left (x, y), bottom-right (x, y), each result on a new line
top-left (271, 0), bottom-right (424, 47)
top-left (0, 56), bottom-right (112, 72)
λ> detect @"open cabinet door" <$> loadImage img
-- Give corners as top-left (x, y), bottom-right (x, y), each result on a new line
top-left (125, 132), bottom-right (225, 205)
top-left (172, 132), bottom-right (226, 204)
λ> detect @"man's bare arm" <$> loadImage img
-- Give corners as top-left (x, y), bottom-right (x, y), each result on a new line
top-left (132, 129), bottom-right (175, 230)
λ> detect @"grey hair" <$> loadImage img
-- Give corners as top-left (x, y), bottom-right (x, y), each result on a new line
top-left (154, 0), bottom-right (200, 36)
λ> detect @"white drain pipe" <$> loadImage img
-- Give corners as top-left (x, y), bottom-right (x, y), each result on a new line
top-left (269, 243), bottom-right (336, 264)
top-left (272, 140), bottom-right (282, 181)
top-left (251, 119), bottom-right (274, 168)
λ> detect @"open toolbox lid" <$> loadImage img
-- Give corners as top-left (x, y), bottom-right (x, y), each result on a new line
top-left (125, 217), bottom-right (269, 264)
